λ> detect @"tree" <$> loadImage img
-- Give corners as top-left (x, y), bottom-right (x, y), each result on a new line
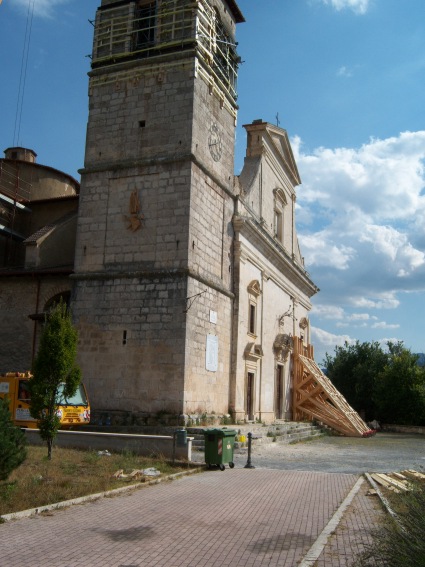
top-left (324, 340), bottom-right (388, 421)
top-left (0, 396), bottom-right (27, 481)
top-left (375, 343), bottom-right (425, 425)
top-left (324, 340), bottom-right (425, 425)
top-left (28, 300), bottom-right (81, 459)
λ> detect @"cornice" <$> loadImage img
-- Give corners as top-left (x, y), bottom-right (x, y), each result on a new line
top-left (233, 214), bottom-right (319, 298)
top-left (79, 153), bottom-right (236, 202)
top-left (70, 267), bottom-right (235, 300)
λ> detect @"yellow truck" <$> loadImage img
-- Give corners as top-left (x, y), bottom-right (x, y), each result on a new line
top-left (0, 372), bottom-right (90, 428)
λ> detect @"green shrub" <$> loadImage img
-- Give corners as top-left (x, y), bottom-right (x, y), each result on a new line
top-left (0, 397), bottom-right (27, 481)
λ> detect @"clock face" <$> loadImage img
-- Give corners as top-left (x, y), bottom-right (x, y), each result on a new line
top-left (208, 122), bottom-right (223, 162)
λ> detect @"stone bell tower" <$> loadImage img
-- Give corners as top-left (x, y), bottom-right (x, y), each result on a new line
top-left (72, 0), bottom-right (245, 421)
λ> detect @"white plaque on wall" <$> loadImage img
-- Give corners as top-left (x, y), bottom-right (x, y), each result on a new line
top-left (206, 334), bottom-right (218, 372)
top-left (209, 310), bottom-right (217, 324)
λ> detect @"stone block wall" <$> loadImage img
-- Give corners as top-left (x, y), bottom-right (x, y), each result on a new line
top-left (0, 276), bottom-right (72, 373)
top-left (183, 275), bottom-right (233, 415)
top-left (74, 162), bottom-right (191, 274)
top-left (72, 272), bottom-right (188, 415)
top-left (84, 61), bottom-right (195, 168)
top-left (188, 164), bottom-right (234, 289)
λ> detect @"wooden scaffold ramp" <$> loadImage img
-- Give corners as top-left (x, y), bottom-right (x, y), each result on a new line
top-left (292, 337), bottom-right (374, 437)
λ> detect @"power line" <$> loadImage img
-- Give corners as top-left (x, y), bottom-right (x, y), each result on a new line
top-left (13, 0), bottom-right (35, 147)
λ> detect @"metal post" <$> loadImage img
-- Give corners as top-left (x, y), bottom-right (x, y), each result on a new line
top-left (244, 431), bottom-right (255, 469)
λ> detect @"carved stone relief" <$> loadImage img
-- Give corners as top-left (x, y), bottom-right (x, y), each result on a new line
top-left (273, 333), bottom-right (293, 362)
top-left (124, 190), bottom-right (144, 232)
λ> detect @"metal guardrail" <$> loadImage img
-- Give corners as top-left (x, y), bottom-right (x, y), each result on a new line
top-left (23, 428), bottom-right (193, 461)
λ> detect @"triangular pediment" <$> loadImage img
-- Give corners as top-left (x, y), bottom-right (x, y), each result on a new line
top-left (242, 120), bottom-right (301, 186)
top-left (267, 126), bottom-right (301, 186)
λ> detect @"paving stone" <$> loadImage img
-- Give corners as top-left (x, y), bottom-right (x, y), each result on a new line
top-left (0, 469), bottom-right (386, 567)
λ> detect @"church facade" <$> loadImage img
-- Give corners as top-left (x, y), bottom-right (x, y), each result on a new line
top-left (72, 0), bottom-right (318, 424)
top-left (0, 0), bottom-right (318, 425)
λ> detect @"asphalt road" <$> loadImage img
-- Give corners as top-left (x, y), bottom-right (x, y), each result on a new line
top-left (222, 432), bottom-right (425, 474)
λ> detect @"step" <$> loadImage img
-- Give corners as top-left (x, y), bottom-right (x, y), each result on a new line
top-left (189, 422), bottom-right (325, 451)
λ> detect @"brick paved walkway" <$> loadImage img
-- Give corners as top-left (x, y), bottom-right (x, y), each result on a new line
top-left (0, 469), bottom-right (385, 567)
top-left (314, 479), bottom-right (383, 567)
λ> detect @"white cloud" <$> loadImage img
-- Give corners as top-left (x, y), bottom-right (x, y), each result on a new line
top-left (352, 295), bottom-right (400, 310)
top-left (311, 304), bottom-right (345, 319)
top-left (294, 131), bottom-right (425, 359)
top-left (299, 231), bottom-right (356, 270)
top-left (13, 0), bottom-right (70, 18)
top-left (349, 313), bottom-right (371, 321)
top-left (321, 0), bottom-right (370, 15)
top-left (371, 322), bottom-right (400, 329)
top-left (360, 224), bottom-right (425, 274)
top-left (295, 131), bottom-right (425, 286)
top-left (313, 305), bottom-right (391, 334)
top-left (337, 65), bottom-right (353, 77)
top-left (310, 326), bottom-right (356, 362)
top-left (295, 132), bottom-right (425, 224)
top-left (311, 326), bottom-right (354, 346)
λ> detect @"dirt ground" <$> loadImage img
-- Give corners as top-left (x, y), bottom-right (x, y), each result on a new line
top-left (195, 432), bottom-right (425, 474)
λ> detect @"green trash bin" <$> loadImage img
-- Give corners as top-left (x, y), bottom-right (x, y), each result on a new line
top-left (203, 428), bottom-right (237, 470)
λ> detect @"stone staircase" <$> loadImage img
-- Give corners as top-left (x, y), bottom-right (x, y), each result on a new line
top-left (189, 421), bottom-right (325, 452)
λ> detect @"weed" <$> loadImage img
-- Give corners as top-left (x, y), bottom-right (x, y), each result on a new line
top-left (0, 446), bottom-right (184, 517)
top-left (354, 480), bottom-right (425, 567)
top-left (0, 481), bottom-right (17, 502)
top-left (82, 451), bottom-right (101, 465)
top-left (60, 461), bottom-right (79, 475)
top-left (220, 414), bottom-right (233, 426)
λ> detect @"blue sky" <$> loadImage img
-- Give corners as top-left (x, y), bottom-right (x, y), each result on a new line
top-left (1, 0), bottom-right (425, 363)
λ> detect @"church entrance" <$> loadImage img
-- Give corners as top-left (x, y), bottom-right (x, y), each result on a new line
top-left (246, 372), bottom-right (255, 421)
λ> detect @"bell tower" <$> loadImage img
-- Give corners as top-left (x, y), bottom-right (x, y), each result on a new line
top-left (72, 0), bottom-right (244, 421)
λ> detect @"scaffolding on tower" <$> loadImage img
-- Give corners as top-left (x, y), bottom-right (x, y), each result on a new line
top-left (91, 0), bottom-right (240, 106)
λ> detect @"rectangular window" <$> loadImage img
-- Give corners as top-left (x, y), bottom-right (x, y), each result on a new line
top-left (249, 303), bottom-right (256, 335)
top-left (275, 209), bottom-right (283, 242)
top-left (18, 380), bottom-right (31, 401)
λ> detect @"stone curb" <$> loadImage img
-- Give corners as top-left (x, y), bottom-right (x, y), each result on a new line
top-left (298, 476), bottom-right (365, 566)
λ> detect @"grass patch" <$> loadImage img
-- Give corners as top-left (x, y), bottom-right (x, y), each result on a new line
top-left (0, 446), bottom-right (186, 517)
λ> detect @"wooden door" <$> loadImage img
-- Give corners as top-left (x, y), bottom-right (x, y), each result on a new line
top-left (246, 372), bottom-right (254, 420)
top-left (276, 365), bottom-right (284, 419)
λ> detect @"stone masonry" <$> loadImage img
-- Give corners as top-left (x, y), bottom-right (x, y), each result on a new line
top-left (72, 0), bottom-right (243, 421)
